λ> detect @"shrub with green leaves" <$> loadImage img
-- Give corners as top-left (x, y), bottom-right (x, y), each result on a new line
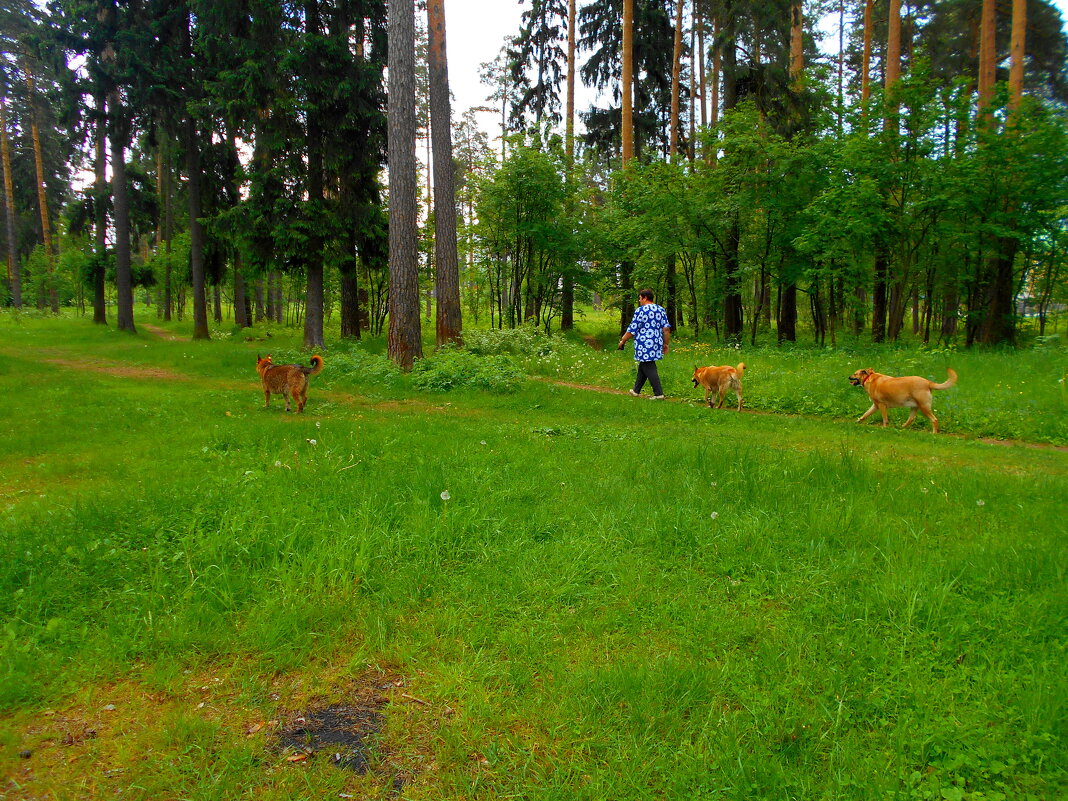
top-left (411, 347), bottom-right (524, 393)
top-left (320, 348), bottom-right (404, 387)
top-left (463, 325), bottom-right (558, 357)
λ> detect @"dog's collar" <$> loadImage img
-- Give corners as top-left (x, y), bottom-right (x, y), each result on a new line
top-left (861, 372), bottom-right (873, 385)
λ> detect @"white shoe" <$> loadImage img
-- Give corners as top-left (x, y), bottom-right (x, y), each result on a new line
top-left (628, 390), bottom-right (640, 397)
top-left (650, 395), bottom-right (665, 400)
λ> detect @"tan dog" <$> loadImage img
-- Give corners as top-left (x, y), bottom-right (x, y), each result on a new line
top-left (692, 363), bottom-right (746, 410)
top-left (848, 367), bottom-right (957, 433)
top-left (256, 354), bottom-right (324, 413)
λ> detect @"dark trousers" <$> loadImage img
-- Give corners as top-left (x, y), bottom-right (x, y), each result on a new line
top-left (633, 361), bottom-right (663, 396)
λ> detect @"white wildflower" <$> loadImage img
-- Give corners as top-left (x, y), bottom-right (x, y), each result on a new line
top-left (976, 499), bottom-right (985, 507)
top-left (307, 439), bottom-right (317, 446)
top-left (440, 490), bottom-right (451, 501)
top-left (710, 512), bottom-right (719, 520)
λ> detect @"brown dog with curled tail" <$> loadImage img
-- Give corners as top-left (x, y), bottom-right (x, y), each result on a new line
top-left (256, 354), bottom-right (323, 413)
top-left (848, 367), bottom-right (956, 433)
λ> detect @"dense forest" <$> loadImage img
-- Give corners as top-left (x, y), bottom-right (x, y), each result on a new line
top-left (1, 0), bottom-right (1066, 360)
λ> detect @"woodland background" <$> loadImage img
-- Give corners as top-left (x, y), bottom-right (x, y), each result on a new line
top-left (1, 0), bottom-right (1066, 359)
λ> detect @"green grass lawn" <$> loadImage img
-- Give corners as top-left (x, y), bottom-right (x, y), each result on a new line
top-left (1, 309), bottom-right (1065, 800)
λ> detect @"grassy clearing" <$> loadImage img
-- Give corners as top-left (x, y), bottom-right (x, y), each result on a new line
top-left (1, 310), bottom-right (1065, 800)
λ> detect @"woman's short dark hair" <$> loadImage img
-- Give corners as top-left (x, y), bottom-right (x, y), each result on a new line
top-left (639, 288), bottom-right (655, 302)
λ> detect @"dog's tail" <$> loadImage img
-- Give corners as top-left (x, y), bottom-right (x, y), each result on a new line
top-left (736, 362), bottom-right (746, 375)
top-left (931, 368), bottom-right (956, 391)
top-left (302, 355), bottom-right (324, 377)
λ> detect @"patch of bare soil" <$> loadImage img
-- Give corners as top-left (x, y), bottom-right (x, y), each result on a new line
top-left (581, 335), bottom-right (604, 351)
top-left (276, 701), bottom-right (385, 773)
top-left (139, 323), bottom-right (188, 341)
top-left (41, 357), bottom-right (192, 382)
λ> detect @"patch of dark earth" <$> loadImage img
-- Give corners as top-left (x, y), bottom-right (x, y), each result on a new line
top-left (276, 698), bottom-right (387, 774)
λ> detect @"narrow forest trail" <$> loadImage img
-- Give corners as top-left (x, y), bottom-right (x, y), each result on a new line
top-left (14, 339), bottom-right (1068, 454)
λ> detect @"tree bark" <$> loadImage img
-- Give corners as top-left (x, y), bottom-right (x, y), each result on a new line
top-left (184, 116), bottom-right (209, 340)
top-left (387, 0), bottom-right (423, 369)
top-left (1, 96), bottom-right (21, 309)
top-left (621, 0), bottom-right (634, 164)
top-left (669, 0), bottom-right (684, 158)
top-left (1008, 0), bottom-right (1026, 113)
top-left (978, 0), bottom-right (996, 128)
top-left (302, 0), bottom-right (326, 348)
top-left (92, 92), bottom-right (107, 323)
top-left (861, 0), bottom-right (874, 104)
top-left (428, 0), bottom-right (462, 347)
top-left (25, 71), bottom-right (57, 313)
top-left (109, 86), bottom-right (136, 333)
top-left (560, 0), bottom-right (576, 330)
top-left (885, 0), bottom-right (902, 93)
top-left (778, 282), bottom-right (797, 342)
top-left (234, 251), bottom-right (251, 328)
top-left (340, 263), bottom-right (361, 339)
top-left (789, 1), bottom-right (803, 83)
top-left (724, 216), bottom-right (743, 340)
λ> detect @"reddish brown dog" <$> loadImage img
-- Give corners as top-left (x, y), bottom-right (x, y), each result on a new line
top-left (256, 354), bottom-right (324, 413)
top-left (692, 362), bottom-right (746, 411)
top-left (848, 367), bottom-right (957, 433)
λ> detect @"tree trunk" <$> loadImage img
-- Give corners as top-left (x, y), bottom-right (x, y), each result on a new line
top-left (619, 261), bottom-right (634, 337)
top-left (872, 249), bottom-right (888, 342)
top-left (789, 1), bottom-right (803, 83)
top-left (255, 279), bottom-right (266, 322)
top-left (724, 216), bottom-right (743, 341)
top-left (1008, 0), bottom-right (1026, 113)
top-left (688, 6), bottom-right (696, 162)
top-left (979, 236), bottom-right (1018, 345)
top-left (387, 0), bottom-right (423, 369)
top-left (184, 115), bottom-right (209, 340)
top-left (26, 71), bottom-right (57, 313)
top-left (162, 146), bottom-right (174, 322)
top-left (110, 88), bottom-right (136, 333)
top-left (978, 0), bottom-right (996, 128)
top-left (621, 0), bottom-right (634, 164)
top-left (561, 0), bottom-right (576, 329)
top-left (778, 282), bottom-right (797, 343)
top-left (1, 96), bottom-right (21, 309)
top-left (885, 0), bottom-right (902, 92)
top-left (665, 254), bottom-right (677, 329)
top-left (302, 0), bottom-right (326, 348)
top-left (93, 92), bottom-right (107, 323)
top-left (340, 266), bottom-right (361, 339)
top-left (428, 0), bottom-right (462, 348)
top-left (861, 0), bottom-right (874, 104)
top-left (669, 0), bottom-right (684, 158)
top-left (709, 16), bottom-right (719, 163)
top-left (234, 251), bottom-right (251, 328)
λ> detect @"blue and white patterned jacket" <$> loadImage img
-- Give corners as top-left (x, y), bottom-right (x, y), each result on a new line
top-left (626, 303), bottom-right (671, 362)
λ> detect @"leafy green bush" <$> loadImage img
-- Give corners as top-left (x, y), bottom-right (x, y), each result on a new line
top-left (411, 347), bottom-right (524, 393)
top-left (323, 348), bottom-right (404, 387)
top-left (463, 325), bottom-right (559, 357)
